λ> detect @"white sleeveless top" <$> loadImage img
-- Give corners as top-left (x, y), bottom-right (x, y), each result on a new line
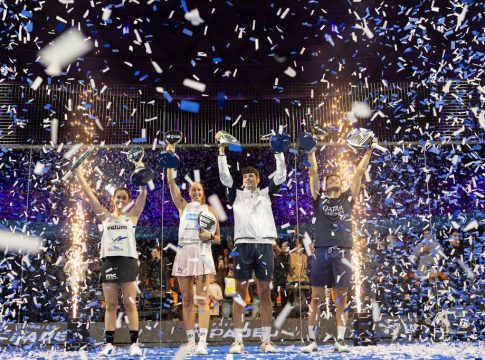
top-left (100, 214), bottom-right (138, 259)
top-left (178, 201), bottom-right (209, 244)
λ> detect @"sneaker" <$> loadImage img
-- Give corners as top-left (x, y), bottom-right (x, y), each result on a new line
top-left (334, 339), bottom-right (349, 353)
top-left (99, 343), bottom-right (116, 357)
top-left (229, 341), bottom-right (244, 354)
top-left (184, 342), bottom-right (196, 355)
top-left (261, 341), bottom-right (278, 353)
top-left (301, 341), bottom-right (318, 353)
top-left (130, 343), bottom-right (142, 357)
top-left (195, 342), bottom-right (208, 355)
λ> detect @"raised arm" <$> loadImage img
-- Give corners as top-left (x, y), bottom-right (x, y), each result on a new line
top-left (74, 168), bottom-right (109, 221)
top-left (350, 139), bottom-right (375, 199)
top-left (272, 153), bottom-right (287, 186)
top-left (307, 151), bottom-right (320, 200)
top-left (268, 152), bottom-right (287, 199)
top-left (217, 144), bottom-right (234, 188)
top-left (166, 144), bottom-right (187, 212)
top-left (128, 186), bottom-right (147, 223)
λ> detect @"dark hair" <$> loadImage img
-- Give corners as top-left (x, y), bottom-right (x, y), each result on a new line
top-left (241, 166), bottom-right (260, 178)
top-left (114, 186), bottom-right (131, 199)
top-left (422, 228), bottom-right (431, 234)
top-left (450, 229), bottom-right (460, 235)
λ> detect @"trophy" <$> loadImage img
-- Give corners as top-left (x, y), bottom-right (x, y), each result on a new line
top-left (346, 128), bottom-right (387, 152)
top-left (215, 131), bottom-right (242, 152)
top-left (261, 131), bottom-right (291, 153)
top-left (128, 147), bottom-right (155, 186)
top-left (298, 124), bottom-right (337, 153)
top-left (158, 130), bottom-right (182, 168)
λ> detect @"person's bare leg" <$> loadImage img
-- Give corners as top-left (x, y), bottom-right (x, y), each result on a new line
top-left (232, 279), bottom-right (249, 346)
top-left (196, 275), bottom-right (210, 345)
top-left (178, 276), bottom-right (196, 344)
top-left (121, 282), bottom-right (139, 331)
top-left (334, 287), bottom-right (349, 342)
top-left (255, 279), bottom-right (272, 328)
top-left (102, 283), bottom-right (119, 331)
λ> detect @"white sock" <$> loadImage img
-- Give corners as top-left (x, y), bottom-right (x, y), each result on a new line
top-left (186, 329), bottom-right (195, 344)
top-left (337, 326), bottom-right (346, 340)
top-left (198, 328), bottom-right (208, 344)
top-left (308, 325), bottom-right (317, 341)
top-left (261, 327), bottom-right (271, 343)
top-left (234, 328), bottom-right (243, 343)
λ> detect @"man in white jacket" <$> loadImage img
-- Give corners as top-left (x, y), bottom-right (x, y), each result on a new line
top-left (216, 131), bottom-right (287, 354)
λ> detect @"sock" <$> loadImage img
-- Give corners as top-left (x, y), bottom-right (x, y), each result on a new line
top-left (308, 325), bottom-right (317, 341)
top-left (337, 326), bottom-right (346, 340)
top-left (105, 330), bottom-right (115, 344)
top-left (129, 330), bottom-right (139, 344)
top-left (261, 327), bottom-right (271, 343)
top-left (199, 328), bottom-right (208, 344)
top-left (234, 328), bottom-right (243, 343)
top-left (187, 330), bottom-right (195, 344)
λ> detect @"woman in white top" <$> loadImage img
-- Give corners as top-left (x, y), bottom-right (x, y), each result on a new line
top-left (75, 167), bottom-right (146, 357)
top-left (166, 143), bottom-right (221, 356)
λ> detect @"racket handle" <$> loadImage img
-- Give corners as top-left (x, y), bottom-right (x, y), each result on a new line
top-left (302, 233), bottom-right (313, 257)
top-left (371, 143), bottom-right (387, 152)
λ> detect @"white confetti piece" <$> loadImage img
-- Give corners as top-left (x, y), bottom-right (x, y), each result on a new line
top-left (274, 302), bottom-right (294, 330)
top-left (30, 76), bottom-right (43, 91)
top-left (183, 78), bottom-right (206, 92)
top-left (38, 28), bottom-right (93, 76)
top-left (0, 230), bottom-right (43, 254)
top-left (51, 118), bottom-right (58, 146)
top-left (208, 194), bottom-right (228, 222)
top-left (33, 162), bottom-right (45, 175)
top-left (284, 66), bottom-right (296, 77)
top-left (462, 219), bottom-right (478, 232)
top-left (184, 8), bottom-right (204, 26)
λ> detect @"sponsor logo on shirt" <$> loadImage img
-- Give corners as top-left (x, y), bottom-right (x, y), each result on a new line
top-left (105, 273), bottom-right (118, 280)
top-left (112, 235), bottom-right (127, 243)
top-left (107, 225), bottom-right (128, 230)
top-left (108, 245), bottom-right (124, 252)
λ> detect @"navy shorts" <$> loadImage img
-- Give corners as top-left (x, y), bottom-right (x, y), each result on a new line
top-left (310, 247), bottom-right (352, 288)
top-left (101, 256), bottom-right (139, 284)
top-left (233, 243), bottom-right (274, 281)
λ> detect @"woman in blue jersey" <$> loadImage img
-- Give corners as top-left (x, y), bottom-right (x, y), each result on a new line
top-left (166, 143), bottom-right (221, 356)
top-left (75, 168), bottom-right (146, 357)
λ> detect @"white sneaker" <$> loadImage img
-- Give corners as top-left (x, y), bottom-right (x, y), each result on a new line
top-left (130, 343), bottom-right (142, 357)
top-left (334, 339), bottom-right (350, 353)
top-left (261, 341), bottom-right (278, 353)
top-left (229, 341), bottom-right (244, 354)
top-left (99, 343), bottom-right (116, 357)
top-left (301, 341), bottom-right (318, 353)
top-left (195, 342), bottom-right (208, 355)
top-left (184, 342), bottom-right (196, 355)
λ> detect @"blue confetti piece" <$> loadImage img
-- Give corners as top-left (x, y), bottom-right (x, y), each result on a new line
top-left (20, 10), bottom-right (32, 18)
top-left (182, 28), bottom-right (193, 36)
top-left (132, 137), bottom-right (147, 143)
top-left (228, 143), bottom-right (242, 152)
top-left (289, 148), bottom-right (298, 155)
top-left (217, 92), bottom-right (226, 108)
top-left (163, 92), bottom-right (173, 103)
top-left (180, 0), bottom-right (189, 13)
top-left (229, 251), bottom-right (239, 257)
top-left (212, 57), bottom-right (222, 64)
top-left (180, 100), bottom-right (200, 113)
top-left (26, 22), bottom-right (33, 32)
top-left (303, 159), bottom-right (311, 167)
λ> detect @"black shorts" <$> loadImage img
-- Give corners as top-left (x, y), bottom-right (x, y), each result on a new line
top-left (101, 256), bottom-right (139, 284)
top-left (233, 243), bottom-right (273, 281)
top-left (309, 246), bottom-right (352, 288)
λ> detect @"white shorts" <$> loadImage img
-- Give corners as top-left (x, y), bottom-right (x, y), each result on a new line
top-left (172, 242), bottom-right (216, 277)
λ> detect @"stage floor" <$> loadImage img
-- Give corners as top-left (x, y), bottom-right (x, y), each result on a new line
top-left (1, 342), bottom-right (483, 359)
